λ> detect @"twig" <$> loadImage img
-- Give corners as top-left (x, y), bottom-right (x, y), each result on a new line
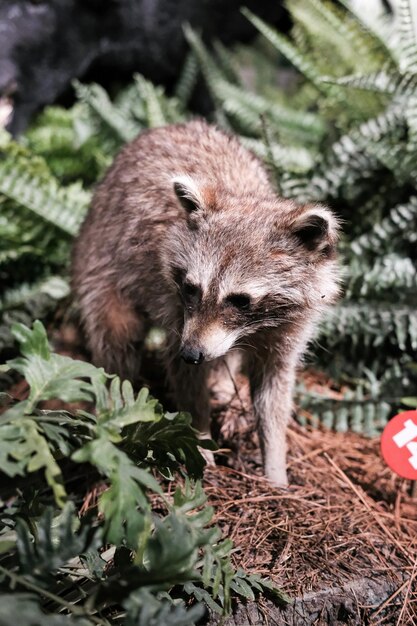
top-left (287, 444), bottom-right (335, 467)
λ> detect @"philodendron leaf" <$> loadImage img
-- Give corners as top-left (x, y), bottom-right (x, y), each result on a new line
top-left (16, 504), bottom-right (97, 581)
top-left (73, 434), bottom-right (161, 548)
top-left (102, 383), bottom-right (164, 429)
top-left (126, 410), bottom-right (216, 478)
top-left (8, 321), bottom-right (105, 411)
top-left (0, 417), bottom-right (66, 506)
top-left (123, 588), bottom-right (205, 626)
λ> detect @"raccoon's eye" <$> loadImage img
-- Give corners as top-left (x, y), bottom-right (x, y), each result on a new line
top-left (172, 266), bottom-right (186, 287)
top-left (181, 281), bottom-right (202, 309)
top-left (225, 293), bottom-right (251, 311)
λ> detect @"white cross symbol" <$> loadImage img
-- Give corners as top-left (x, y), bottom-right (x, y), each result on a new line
top-left (393, 419), bottom-right (417, 470)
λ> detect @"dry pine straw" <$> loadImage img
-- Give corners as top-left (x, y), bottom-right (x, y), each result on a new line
top-left (200, 374), bottom-right (417, 623)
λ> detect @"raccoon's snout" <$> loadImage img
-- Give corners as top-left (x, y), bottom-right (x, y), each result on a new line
top-left (180, 343), bottom-right (205, 365)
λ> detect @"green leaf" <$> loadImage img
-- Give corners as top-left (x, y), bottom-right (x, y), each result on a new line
top-left (7, 321), bottom-right (104, 411)
top-left (73, 435), bottom-right (160, 548)
top-left (124, 588), bottom-right (205, 626)
top-left (0, 129), bottom-right (90, 236)
top-left (103, 384), bottom-right (163, 429)
top-left (16, 504), bottom-right (95, 581)
top-left (0, 417), bottom-right (66, 506)
top-left (73, 80), bottom-right (140, 142)
top-left (241, 8), bottom-right (329, 93)
top-left (401, 397), bottom-right (417, 408)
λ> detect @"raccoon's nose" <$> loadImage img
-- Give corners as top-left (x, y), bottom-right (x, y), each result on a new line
top-left (180, 345), bottom-right (205, 364)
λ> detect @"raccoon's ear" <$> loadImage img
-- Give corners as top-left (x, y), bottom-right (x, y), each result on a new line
top-left (292, 204), bottom-right (339, 256)
top-left (173, 176), bottom-right (204, 214)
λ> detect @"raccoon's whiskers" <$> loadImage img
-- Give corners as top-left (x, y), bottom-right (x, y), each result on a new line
top-left (233, 340), bottom-right (254, 351)
top-left (241, 316), bottom-right (286, 331)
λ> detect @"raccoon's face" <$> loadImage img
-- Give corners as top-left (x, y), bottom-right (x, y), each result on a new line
top-left (168, 176), bottom-right (341, 364)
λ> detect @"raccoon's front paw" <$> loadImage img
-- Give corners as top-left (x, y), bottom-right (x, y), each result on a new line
top-left (209, 372), bottom-right (237, 406)
top-left (197, 431), bottom-right (216, 468)
top-left (265, 465), bottom-right (289, 488)
top-left (199, 446), bottom-right (216, 467)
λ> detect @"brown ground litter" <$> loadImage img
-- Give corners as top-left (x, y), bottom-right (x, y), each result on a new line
top-left (205, 374), bottom-right (417, 624)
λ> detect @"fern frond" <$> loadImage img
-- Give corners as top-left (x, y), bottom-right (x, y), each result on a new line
top-left (25, 104), bottom-right (112, 184)
top-left (73, 80), bottom-right (140, 142)
top-left (212, 40), bottom-right (243, 85)
top-left (405, 91), bottom-right (417, 146)
top-left (0, 131), bottom-right (90, 236)
top-left (323, 70), bottom-right (410, 95)
top-left (398, 0), bottom-right (417, 74)
top-left (1, 277), bottom-right (70, 312)
top-left (212, 79), bottom-right (325, 144)
top-left (317, 0), bottom-right (390, 66)
top-left (134, 75), bottom-right (168, 128)
top-left (25, 107), bottom-right (76, 155)
top-left (183, 26), bottom-right (231, 128)
top-left (321, 303), bottom-right (417, 352)
top-left (289, 0), bottom-right (374, 71)
top-left (281, 102), bottom-right (404, 202)
top-left (350, 196), bottom-right (417, 256)
top-left (241, 8), bottom-right (328, 94)
top-left (337, 0), bottom-right (396, 64)
top-left (346, 255), bottom-right (417, 301)
top-left (297, 385), bottom-right (392, 436)
top-left (362, 136), bottom-right (416, 185)
top-left (174, 50), bottom-right (199, 106)
top-left (241, 137), bottom-right (314, 173)
top-left (115, 76), bottom-right (184, 127)
top-left (241, 5), bottom-right (391, 126)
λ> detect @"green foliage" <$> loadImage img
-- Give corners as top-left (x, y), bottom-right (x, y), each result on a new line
top-left (122, 589), bottom-right (205, 626)
top-left (295, 378), bottom-right (392, 436)
top-left (0, 130), bottom-right (90, 237)
top-left (0, 322), bottom-right (285, 622)
top-left (15, 504), bottom-right (96, 582)
top-left (72, 75), bottom-right (185, 155)
top-left (25, 106), bottom-right (106, 184)
top-left (0, 128), bottom-right (91, 353)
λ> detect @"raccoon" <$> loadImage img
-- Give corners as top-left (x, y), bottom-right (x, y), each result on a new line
top-left (72, 120), bottom-right (341, 486)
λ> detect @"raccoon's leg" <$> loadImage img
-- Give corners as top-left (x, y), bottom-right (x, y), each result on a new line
top-left (79, 284), bottom-right (145, 382)
top-left (165, 340), bottom-right (214, 465)
top-left (166, 354), bottom-right (212, 436)
top-left (167, 352), bottom-right (216, 464)
top-left (208, 350), bottom-right (242, 406)
top-left (249, 340), bottom-right (299, 487)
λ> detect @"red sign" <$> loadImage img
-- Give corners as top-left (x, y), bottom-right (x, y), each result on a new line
top-left (381, 410), bottom-right (417, 480)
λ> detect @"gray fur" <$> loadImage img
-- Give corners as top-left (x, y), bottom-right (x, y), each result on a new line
top-left (72, 120), bottom-right (341, 486)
